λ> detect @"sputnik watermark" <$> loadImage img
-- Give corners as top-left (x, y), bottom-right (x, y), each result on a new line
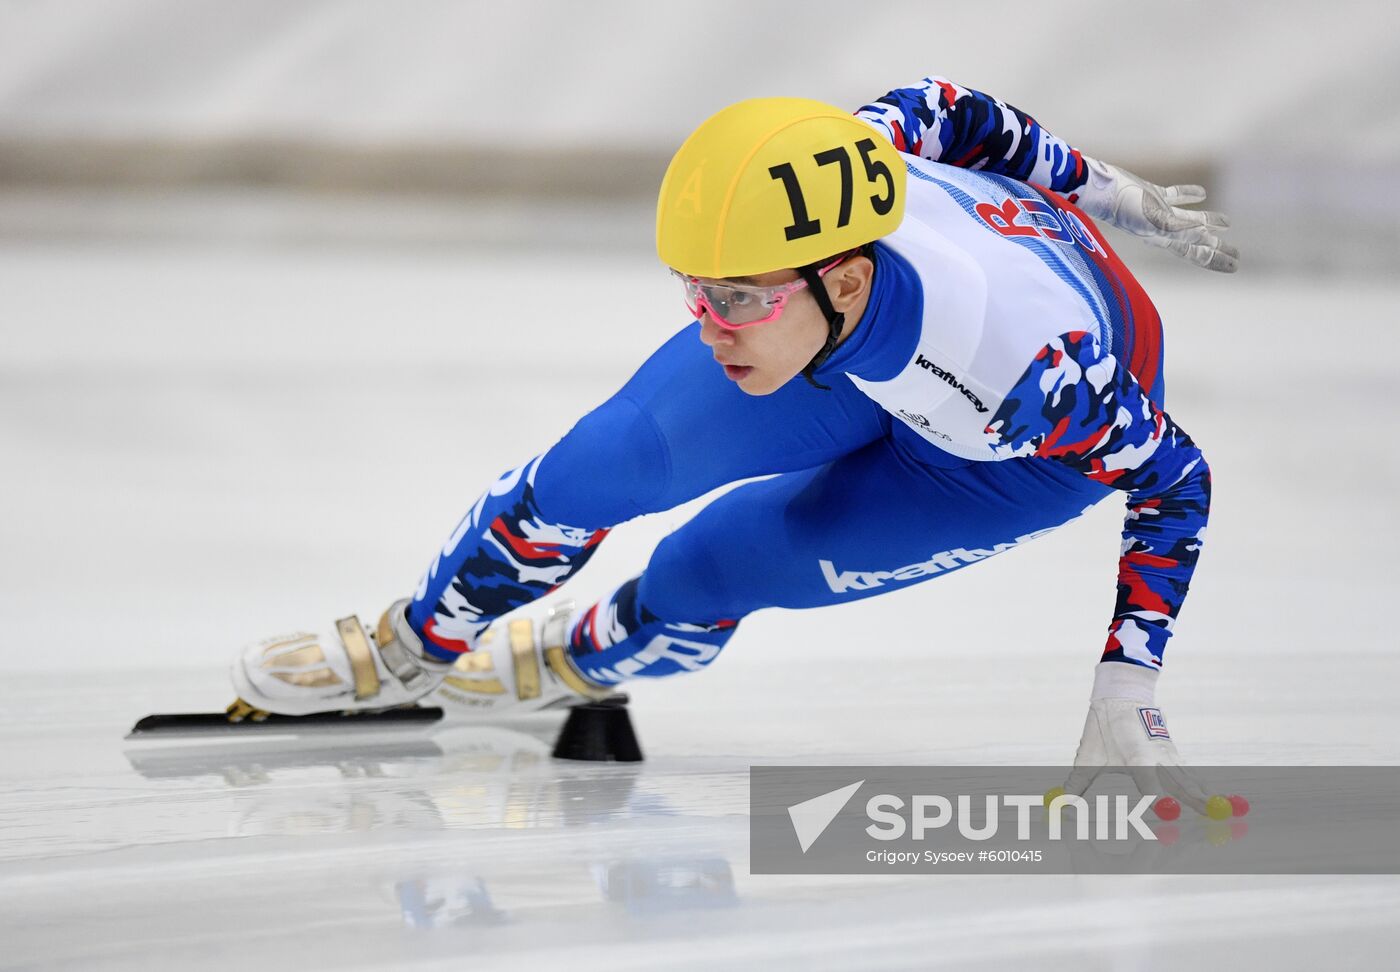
top-left (789, 783), bottom-right (1154, 853)
top-left (751, 766), bottom-right (1400, 874)
top-left (787, 779), bottom-right (864, 852)
top-left (865, 791), bottom-right (1155, 842)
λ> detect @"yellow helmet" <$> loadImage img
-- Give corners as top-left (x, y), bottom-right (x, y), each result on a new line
top-left (656, 97), bottom-right (907, 279)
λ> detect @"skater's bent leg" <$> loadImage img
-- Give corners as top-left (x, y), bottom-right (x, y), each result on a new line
top-left (408, 323), bottom-right (886, 662)
top-left (408, 454), bottom-right (614, 661)
top-left (534, 322), bottom-right (887, 522)
top-left (562, 435), bottom-right (1115, 684)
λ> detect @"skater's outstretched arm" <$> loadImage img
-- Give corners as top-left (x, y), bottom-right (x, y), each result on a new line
top-left (989, 329), bottom-right (1216, 815)
top-left (856, 76), bottom-right (1237, 271)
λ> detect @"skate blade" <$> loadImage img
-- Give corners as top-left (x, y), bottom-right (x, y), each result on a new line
top-left (126, 701), bottom-right (444, 738)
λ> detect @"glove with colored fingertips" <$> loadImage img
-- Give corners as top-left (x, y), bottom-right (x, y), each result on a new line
top-left (1076, 158), bottom-right (1239, 273)
top-left (1062, 662), bottom-right (1213, 816)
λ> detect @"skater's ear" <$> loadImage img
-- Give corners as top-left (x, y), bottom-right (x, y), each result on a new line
top-left (825, 252), bottom-right (875, 313)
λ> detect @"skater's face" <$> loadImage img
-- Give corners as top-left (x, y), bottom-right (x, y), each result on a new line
top-left (695, 254), bottom-right (875, 395)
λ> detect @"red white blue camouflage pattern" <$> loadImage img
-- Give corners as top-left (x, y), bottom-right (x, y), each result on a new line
top-left (856, 76), bottom-right (1089, 197)
top-left (988, 330), bottom-right (1208, 668)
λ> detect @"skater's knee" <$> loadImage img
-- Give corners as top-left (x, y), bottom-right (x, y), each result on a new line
top-left (533, 395), bottom-right (671, 525)
top-left (637, 528), bottom-right (740, 624)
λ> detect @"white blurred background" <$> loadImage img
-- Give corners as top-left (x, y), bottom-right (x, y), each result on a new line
top-left (2, 0), bottom-right (1398, 691)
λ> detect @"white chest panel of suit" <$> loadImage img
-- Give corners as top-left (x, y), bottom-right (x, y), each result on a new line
top-left (848, 157), bottom-right (1112, 462)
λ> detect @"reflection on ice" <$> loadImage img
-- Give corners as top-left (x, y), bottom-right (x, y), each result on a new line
top-left (125, 721), bottom-right (743, 924)
top-left (121, 722), bottom-right (657, 831)
top-left (592, 856), bottom-right (739, 914)
top-left (393, 854), bottom-right (739, 931)
top-left (124, 737), bottom-right (447, 787)
top-left (397, 877), bottom-right (508, 929)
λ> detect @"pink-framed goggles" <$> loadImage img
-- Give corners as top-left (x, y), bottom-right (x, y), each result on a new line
top-left (670, 253), bottom-right (849, 330)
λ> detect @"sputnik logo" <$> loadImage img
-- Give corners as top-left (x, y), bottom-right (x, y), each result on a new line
top-left (787, 780), bottom-right (864, 853)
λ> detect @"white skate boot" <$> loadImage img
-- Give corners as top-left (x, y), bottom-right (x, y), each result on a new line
top-left (230, 598), bottom-right (450, 718)
top-left (433, 601), bottom-right (617, 715)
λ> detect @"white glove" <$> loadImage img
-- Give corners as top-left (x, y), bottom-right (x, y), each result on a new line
top-left (1062, 662), bottom-right (1212, 815)
top-left (1076, 158), bottom-right (1239, 273)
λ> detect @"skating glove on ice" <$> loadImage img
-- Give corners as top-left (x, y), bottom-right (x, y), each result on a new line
top-left (1062, 662), bottom-right (1212, 815)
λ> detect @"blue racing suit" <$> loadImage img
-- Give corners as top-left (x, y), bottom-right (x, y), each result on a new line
top-left (406, 78), bottom-right (1208, 685)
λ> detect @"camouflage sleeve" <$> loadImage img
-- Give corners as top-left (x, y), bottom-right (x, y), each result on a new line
top-left (855, 76), bottom-right (1089, 195)
top-left (985, 331), bottom-right (1210, 670)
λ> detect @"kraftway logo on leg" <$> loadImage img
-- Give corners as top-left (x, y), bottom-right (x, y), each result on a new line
top-left (819, 527), bottom-right (1058, 594)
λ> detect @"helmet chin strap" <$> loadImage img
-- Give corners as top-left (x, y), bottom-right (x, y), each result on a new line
top-left (797, 261), bottom-right (844, 391)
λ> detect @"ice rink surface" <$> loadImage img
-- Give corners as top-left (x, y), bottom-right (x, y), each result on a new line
top-left (3, 200), bottom-right (1400, 969)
